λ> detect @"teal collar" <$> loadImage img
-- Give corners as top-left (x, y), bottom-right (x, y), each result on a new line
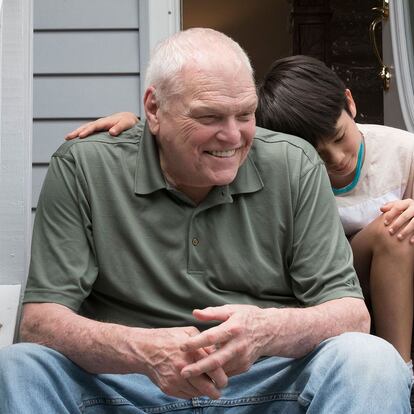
top-left (332, 138), bottom-right (364, 196)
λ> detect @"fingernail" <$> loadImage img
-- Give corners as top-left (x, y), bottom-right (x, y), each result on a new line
top-left (389, 228), bottom-right (394, 234)
top-left (180, 344), bottom-right (188, 351)
top-left (384, 220), bottom-right (389, 225)
top-left (182, 370), bottom-right (191, 378)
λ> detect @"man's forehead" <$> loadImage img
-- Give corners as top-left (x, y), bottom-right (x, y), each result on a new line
top-left (188, 97), bottom-right (257, 113)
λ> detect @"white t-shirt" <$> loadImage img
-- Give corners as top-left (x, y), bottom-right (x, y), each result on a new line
top-left (335, 124), bottom-right (414, 236)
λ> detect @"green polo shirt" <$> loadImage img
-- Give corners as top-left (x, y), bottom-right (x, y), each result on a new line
top-left (25, 122), bottom-right (362, 329)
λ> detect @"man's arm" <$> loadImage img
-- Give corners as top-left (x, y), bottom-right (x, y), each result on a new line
top-left (20, 302), bottom-right (228, 399)
top-left (179, 298), bottom-right (369, 379)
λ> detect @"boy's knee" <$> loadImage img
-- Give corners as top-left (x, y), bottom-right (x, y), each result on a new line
top-left (369, 215), bottom-right (414, 258)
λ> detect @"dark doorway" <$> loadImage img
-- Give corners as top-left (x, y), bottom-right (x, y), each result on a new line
top-left (182, 0), bottom-right (384, 124)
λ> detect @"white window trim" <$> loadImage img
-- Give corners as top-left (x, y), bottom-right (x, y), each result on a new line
top-left (390, 0), bottom-right (414, 132)
top-left (138, 0), bottom-right (181, 116)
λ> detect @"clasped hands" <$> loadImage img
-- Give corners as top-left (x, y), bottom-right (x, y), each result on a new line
top-left (145, 304), bottom-right (270, 400)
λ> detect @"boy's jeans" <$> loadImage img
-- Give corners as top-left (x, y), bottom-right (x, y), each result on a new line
top-left (0, 332), bottom-right (411, 413)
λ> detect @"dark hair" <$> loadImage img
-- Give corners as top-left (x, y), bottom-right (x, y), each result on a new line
top-left (256, 55), bottom-right (351, 146)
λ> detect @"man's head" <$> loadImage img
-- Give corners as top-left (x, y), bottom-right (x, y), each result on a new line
top-left (143, 28), bottom-right (258, 203)
top-left (257, 55), bottom-right (362, 184)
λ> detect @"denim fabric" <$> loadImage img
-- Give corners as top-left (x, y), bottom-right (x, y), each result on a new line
top-left (0, 332), bottom-right (411, 413)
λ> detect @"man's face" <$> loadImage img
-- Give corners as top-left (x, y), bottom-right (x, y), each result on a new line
top-left (146, 64), bottom-right (258, 203)
top-left (315, 109), bottom-right (362, 187)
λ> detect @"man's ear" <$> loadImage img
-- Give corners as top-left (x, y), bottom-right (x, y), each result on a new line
top-left (345, 89), bottom-right (357, 119)
top-left (143, 86), bottom-right (160, 135)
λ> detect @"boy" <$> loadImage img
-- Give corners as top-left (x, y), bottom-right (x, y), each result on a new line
top-left (256, 55), bottom-right (414, 365)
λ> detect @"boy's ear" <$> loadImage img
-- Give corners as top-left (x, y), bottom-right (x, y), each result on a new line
top-left (143, 86), bottom-right (160, 135)
top-left (345, 89), bottom-right (357, 119)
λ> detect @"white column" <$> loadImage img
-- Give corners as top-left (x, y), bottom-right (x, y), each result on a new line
top-left (138, 0), bottom-right (181, 115)
top-left (0, 0), bottom-right (33, 347)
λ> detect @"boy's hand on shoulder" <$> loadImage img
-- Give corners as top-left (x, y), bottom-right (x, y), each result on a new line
top-left (381, 198), bottom-right (414, 243)
top-left (65, 112), bottom-right (139, 140)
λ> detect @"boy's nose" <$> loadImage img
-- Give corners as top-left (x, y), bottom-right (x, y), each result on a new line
top-left (326, 151), bottom-right (345, 168)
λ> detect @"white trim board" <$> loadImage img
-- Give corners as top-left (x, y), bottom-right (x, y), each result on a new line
top-left (390, 0), bottom-right (414, 132)
top-left (138, 0), bottom-right (181, 116)
top-left (0, 284), bottom-right (21, 348)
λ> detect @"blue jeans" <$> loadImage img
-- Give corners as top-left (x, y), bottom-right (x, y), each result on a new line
top-left (0, 332), bottom-right (411, 413)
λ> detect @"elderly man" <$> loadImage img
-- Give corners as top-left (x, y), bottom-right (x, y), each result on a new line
top-left (0, 28), bottom-right (410, 413)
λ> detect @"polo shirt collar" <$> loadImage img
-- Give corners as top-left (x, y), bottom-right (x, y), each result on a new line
top-left (134, 123), bottom-right (166, 195)
top-left (227, 154), bottom-right (263, 196)
top-left (134, 122), bottom-right (264, 197)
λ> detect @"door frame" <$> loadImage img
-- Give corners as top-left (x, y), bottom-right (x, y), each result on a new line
top-left (138, 0), bottom-right (181, 115)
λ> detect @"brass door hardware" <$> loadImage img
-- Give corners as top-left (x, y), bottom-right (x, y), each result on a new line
top-left (370, 0), bottom-right (391, 90)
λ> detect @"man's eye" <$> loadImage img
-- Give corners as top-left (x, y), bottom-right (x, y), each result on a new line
top-left (198, 115), bottom-right (217, 123)
top-left (238, 113), bottom-right (253, 121)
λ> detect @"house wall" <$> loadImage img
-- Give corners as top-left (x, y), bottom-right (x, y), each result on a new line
top-left (0, 0), bottom-right (179, 347)
top-left (32, 0), bottom-right (141, 213)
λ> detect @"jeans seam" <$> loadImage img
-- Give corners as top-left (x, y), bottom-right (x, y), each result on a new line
top-left (138, 392), bottom-right (300, 413)
top-left (79, 397), bottom-right (133, 411)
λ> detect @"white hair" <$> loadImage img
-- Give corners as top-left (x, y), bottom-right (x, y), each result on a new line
top-left (144, 28), bottom-right (254, 108)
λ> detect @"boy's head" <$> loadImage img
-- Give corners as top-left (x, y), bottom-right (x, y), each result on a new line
top-left (256, 55), bottom-right (354, 147)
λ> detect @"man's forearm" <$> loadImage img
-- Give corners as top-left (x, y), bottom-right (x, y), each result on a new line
top-left (261, 297), bottom-right (370, 358)
top-left (20, 303), bottom-right (151, 375)
top-left (20, 303), bottom-right (230, 399)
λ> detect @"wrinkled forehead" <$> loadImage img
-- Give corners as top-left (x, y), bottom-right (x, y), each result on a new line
top-left (156, 64), bottom-right (255, 115)
top-left (182, 59), bottom-right (255, 92)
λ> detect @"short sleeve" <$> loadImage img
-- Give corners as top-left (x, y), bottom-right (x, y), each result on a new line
top-left (289, 162), bottom-right (363, 305)
top-left (24, 150), bottom-right (98, 311)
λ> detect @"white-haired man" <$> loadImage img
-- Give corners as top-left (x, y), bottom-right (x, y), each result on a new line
top-left (0, 28), bottom-right (410, 413)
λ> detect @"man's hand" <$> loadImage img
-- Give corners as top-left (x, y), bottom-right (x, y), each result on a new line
top-left (65, 112), bottom-right (139, 140)
top-left (20, 304), bottom-right (227, 400)
top-left (179, 305), bottom-right (271, 380)
top-left (143, 326), bottom-right (228, 399)
top-left (381, 199), bottom-right (414, 242)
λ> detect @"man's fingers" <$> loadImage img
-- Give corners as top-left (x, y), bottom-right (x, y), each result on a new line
top-left (187, 375), bottom-right (222, 400)
top-left (193, 306), bottom-right (232, 322)
top-left (207, 366), bottom-right (228, 389)
top-left (181, 345), bottom-right (234, 379)
top-left (181, 324), bottom-right (234, 352)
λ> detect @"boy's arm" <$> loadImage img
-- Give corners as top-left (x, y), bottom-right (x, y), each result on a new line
top-left (65, 112), bottom-right (139, 139)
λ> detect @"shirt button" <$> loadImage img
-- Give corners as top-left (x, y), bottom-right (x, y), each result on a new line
top-left (192, 237), bottom-right (199, 246)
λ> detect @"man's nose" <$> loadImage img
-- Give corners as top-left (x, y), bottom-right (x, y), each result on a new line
top-left (216, 118), bottom-right (241, 143)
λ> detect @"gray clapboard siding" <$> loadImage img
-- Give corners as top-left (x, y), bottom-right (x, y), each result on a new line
top-left (34, 31), bottom-right (140, 74)
top-left (33, 0), bottom-right (141, 211)
top-left (34, 0), bottom-right (139, 30)
top-left (34, 76), bottom-right (140, 119)
top-left (33, 120), bottom-right (97, 163)
top-left (32, 165), bottom-right (48, 209)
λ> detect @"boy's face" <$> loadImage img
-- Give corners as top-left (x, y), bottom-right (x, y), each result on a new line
top-left (315, 90), bottom-right (362, 187)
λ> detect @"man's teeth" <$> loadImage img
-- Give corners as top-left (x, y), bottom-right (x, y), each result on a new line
top-left (208, 149), bottom-right (236, 157)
